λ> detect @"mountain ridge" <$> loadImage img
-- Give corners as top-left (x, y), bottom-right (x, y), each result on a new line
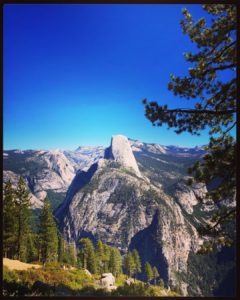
top-left (3, 136), bottom-right (206, 209)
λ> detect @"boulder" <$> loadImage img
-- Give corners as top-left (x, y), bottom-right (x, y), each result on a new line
top-left (125, 278), bottom-right (134, 286)
top-left (100, 273), bottom-right (115, 289)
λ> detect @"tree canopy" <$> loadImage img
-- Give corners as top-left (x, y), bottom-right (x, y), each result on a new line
top-left (143, 4), bottom-right (236, 251)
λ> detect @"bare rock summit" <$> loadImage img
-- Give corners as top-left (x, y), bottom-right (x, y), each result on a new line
top-left (107, 135), bottom-right (142, 178)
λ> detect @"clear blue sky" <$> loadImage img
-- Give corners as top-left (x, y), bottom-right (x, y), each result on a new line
top-left (3, 4), bottom-right (233, 150)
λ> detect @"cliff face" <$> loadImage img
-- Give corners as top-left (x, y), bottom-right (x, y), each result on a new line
top-left (56, 136), bottom-right (201, 295)
top-left (3, 147), bottom-right (105, 208)
top-left (105, 135), bottom-right (142, 178)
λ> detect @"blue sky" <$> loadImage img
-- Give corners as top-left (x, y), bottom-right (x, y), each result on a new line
top-left (3, 4), bottom-right (234, 150)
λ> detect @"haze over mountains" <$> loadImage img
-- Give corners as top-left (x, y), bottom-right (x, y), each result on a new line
top-left (3, 135), bottom-right (235, 296)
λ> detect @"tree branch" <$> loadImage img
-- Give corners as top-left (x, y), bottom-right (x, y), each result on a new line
top-left (159, 108), bottom-right (236, 115)
top-left (202, 63), bottom-right (235, 76)
top-left (221, 122), bottom-right (237, 137)
top-left (210, 208), bottom-right (236, 230)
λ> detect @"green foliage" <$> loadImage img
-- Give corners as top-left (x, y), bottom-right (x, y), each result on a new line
top-left (95, 240), bottom-right (104, 274)
top-left (58, 235), bottom-right (77, 267)
top-left (123, 252), bottom-right (135, 278)
top-left (132, 249), bottom-right (141, 277)
top-left (3, 179), bottom-right (38, 262)
top-left (159, 278), bottom-right (164, 288)
top-left (143, 4), bottom-right (236, 248)
top-left (3, 266), bottom-right (19, 282)
top-left (3, 260), bottom-right (178, 296)
top-left (15, 177), bottom-right (35, 262)
top-left (109, 247), bottom-right (122, 277)
top-left (79, 238), bottom-right (97, 274)
top-left (152, 266), bottom-right (160, 285)
top-left (3, 265), bottom-right (96, 296)
top-left (144, 262), bottom-right (154, 283)
top-left (112, 281), bottom-right (178, 297)
top-left (3, 181), bottom-right (18, 258)
top-left (38, 197), bottom-right (58, 263)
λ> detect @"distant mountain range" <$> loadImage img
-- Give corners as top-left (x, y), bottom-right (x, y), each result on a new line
top-left (3, 138), bottom-right (205, 209)
top-left (3, 136), bottom-right (235, 296)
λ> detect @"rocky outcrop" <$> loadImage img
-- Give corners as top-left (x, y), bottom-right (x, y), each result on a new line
top-left (99, 273), bottom-right (116, 290)
top-left (105, 135), bottom-right (142, 178)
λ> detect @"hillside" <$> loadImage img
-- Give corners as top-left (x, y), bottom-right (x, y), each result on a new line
top-left (3, 262), bottom-right (178, 297)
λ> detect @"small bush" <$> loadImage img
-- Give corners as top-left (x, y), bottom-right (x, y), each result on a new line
top-left (3, 266), bottom-right (18, 282)
top-left (44, 261), bottom-right (61, 270)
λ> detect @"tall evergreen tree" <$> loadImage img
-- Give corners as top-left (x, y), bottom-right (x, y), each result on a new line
top-left (143, 4), bottom-right (236, 251)
top-left (96, 240), bottom-right (104, 274)
top-left (79, 238), bottom-right (97, 274)
top-left (67, 243), bottom-right (77, 266)
top-left (152, 266), bottom-right (160, 286)
top-left (159, 278), bottom-right (164, 288)
top-left (58, 233), bottom-right (65, 263)
top-left (145, 262), bottom-right (154, 283)
top-left (38, 196), bottom-right (58, 263)
top-left (15, 177), bottom-right (33, 261)
top-left (123, 252), bottom-right (135, 278)
top-left (109, 247), bottom-right (122, 277)
top-left (132, 249), bottom-right (141, 279)
top-left (25, 232), bottom-right (38, 262)
top-left (3, 180), bottom-right (17, 258)
top-left (102, 243), bottom-right (111, 273)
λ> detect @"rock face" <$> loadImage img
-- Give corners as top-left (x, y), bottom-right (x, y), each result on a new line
top-left (3, 147), bottom-right (106, 208)
top-left (56, 136), bottom-right (202, 294)
top-left (100, 273), bottom-right (116, 289)
top-left (105, 135), bottom-right (142, 178)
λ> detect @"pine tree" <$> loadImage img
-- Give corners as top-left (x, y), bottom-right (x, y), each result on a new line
top-left (3, 180), bottom-right (17, 258)
top-left (15, 177), bottom-right (33, 261)
top-left (159, 278), bottom-right (164, 288)
top-left (96, 240), bottom-right (104, 274)
top-left (143, 4), bottom-right (236, 250)
top-left (38, 196), bottom-right (58, 263)
top-left (145, 262), bottom-right (154, 283)
top-left (132, 249), bottom-right (141, 279)
top-left (67, 243), bottom-right (77, 266)
top-left (123, 252), bottom-right (135, 278)
top-left (102, 243), bottom-right (111, 273)
top-left (25, 232), bottom-right (38, 262)
top-left (58, 233), bottom-right (65, 263)
top-left (79, 238), bottom-right (97, 274)
top-left (109, 247), bottom-right (122, 277)
top-left (152, 266), bottom-right (160, 286)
